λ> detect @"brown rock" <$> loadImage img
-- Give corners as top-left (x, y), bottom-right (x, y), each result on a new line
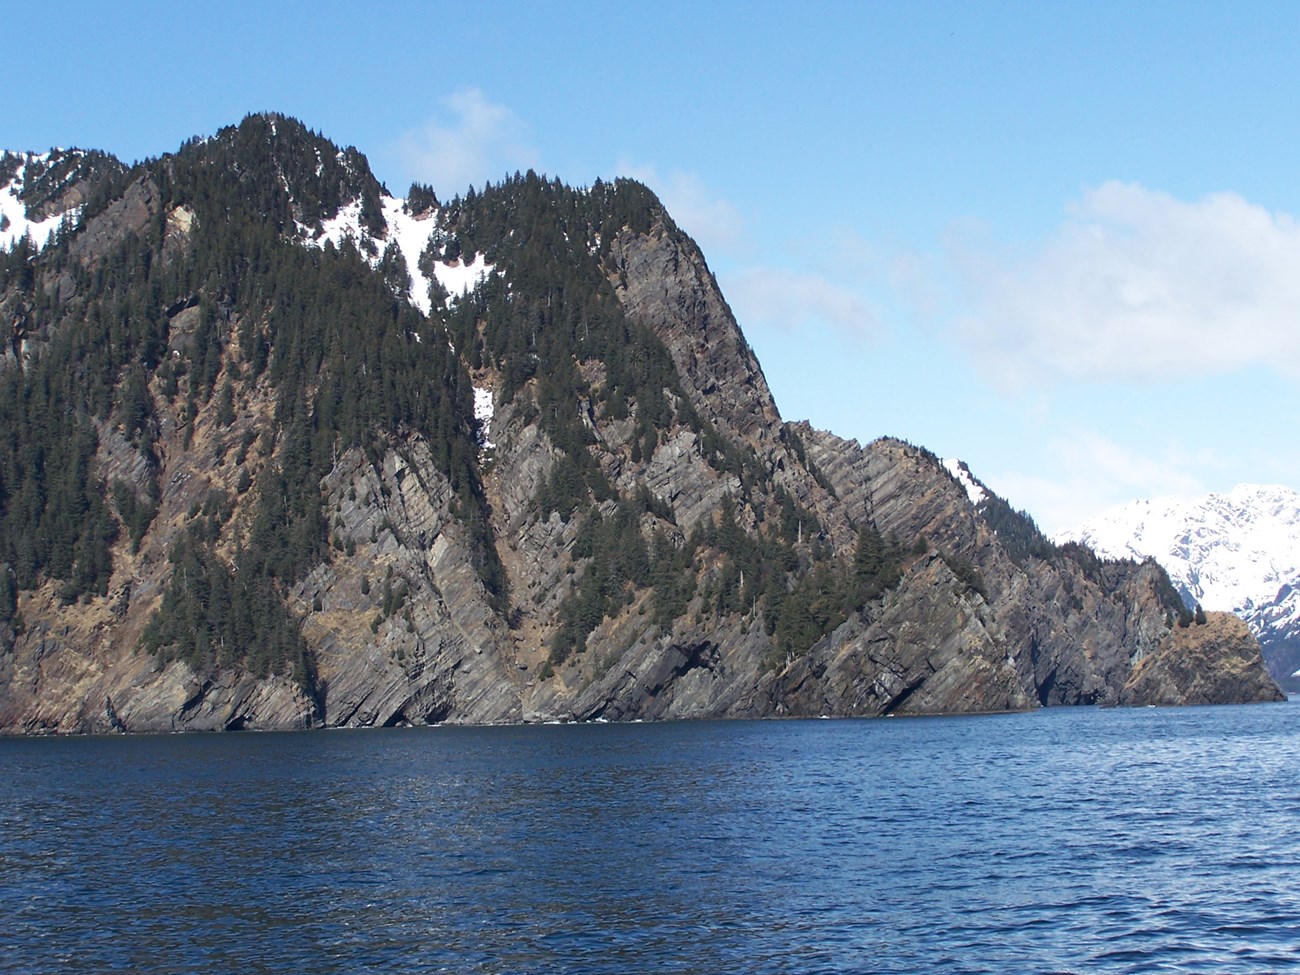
top-left (1120, 612), bottom-right (1287, 706)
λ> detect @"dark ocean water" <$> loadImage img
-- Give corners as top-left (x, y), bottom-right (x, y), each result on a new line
top-left (2, 702), bottom-right (1298, 974)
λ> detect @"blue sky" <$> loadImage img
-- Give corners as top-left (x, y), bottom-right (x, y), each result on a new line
top-left (9, 1), bottom-right (1300, 533)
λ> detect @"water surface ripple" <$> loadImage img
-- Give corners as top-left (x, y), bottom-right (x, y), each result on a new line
top-left (2, 703), bottom-right (1298, 973)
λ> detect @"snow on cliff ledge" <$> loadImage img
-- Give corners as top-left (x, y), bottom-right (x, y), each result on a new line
top-left (943, 458), bottom-right (988, 506)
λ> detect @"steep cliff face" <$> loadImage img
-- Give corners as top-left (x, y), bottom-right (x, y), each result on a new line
top-left (0, 115), bottom-right (1282, 733)
top-left (606, 220), bottom-right (780, 444)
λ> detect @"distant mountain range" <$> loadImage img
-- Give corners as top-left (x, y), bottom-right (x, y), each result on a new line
top-left (1056, 484), bottom-right (1300, 691)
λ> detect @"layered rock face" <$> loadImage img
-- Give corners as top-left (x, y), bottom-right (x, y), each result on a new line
top-left (0, 117), bottom-right (1283, 733)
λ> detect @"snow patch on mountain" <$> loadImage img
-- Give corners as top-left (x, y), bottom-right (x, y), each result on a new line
top-left (297, 193), bottom-right (493, 315)
top-left (381, 197), bottom-right (436, 315)
top-left (1054, 484), bottom-right (1300, 643)
top-left (944, 458), bottom-right (988, 506)
top-left (432, 253), bottom-right (494, 305)
top-left (304, 198), bottom-right (367, 254)
top-left (0, 153), bottom-right (82, 251)
top-left (473, 386), bottom-right (495, 451)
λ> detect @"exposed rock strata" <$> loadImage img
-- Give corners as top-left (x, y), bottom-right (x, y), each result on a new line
top-left (0, 121), bottom-right (1283, 734)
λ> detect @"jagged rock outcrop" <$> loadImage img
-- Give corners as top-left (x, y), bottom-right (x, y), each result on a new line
top-left (0, 115), bottom-right (1282, 734)
top-left (1120, 612), bottom-right (1286, 706)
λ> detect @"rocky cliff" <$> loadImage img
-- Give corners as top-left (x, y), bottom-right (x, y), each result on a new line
top-left (0, 116), bottom-right (1283, 733)
top-left (1119, 612), bottom-right (1284, 706)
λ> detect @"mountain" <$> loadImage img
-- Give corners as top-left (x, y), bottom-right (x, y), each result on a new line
top-left (0, 114), bottom-right (1282, 733)
top-left (1057, 484), bottom-right (1300, 692)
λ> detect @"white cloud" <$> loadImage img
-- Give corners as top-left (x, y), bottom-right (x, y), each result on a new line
top-left (721, 265), bottom-right (884, 340)
top-left (613, 159), bottom-right (745, 256)
top-left (981, 429), bottom-right (1211, 536)
top-left (394, 89), bottom-right (539, 195)
top-left (951, 182), bottom-right (1300, 385)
